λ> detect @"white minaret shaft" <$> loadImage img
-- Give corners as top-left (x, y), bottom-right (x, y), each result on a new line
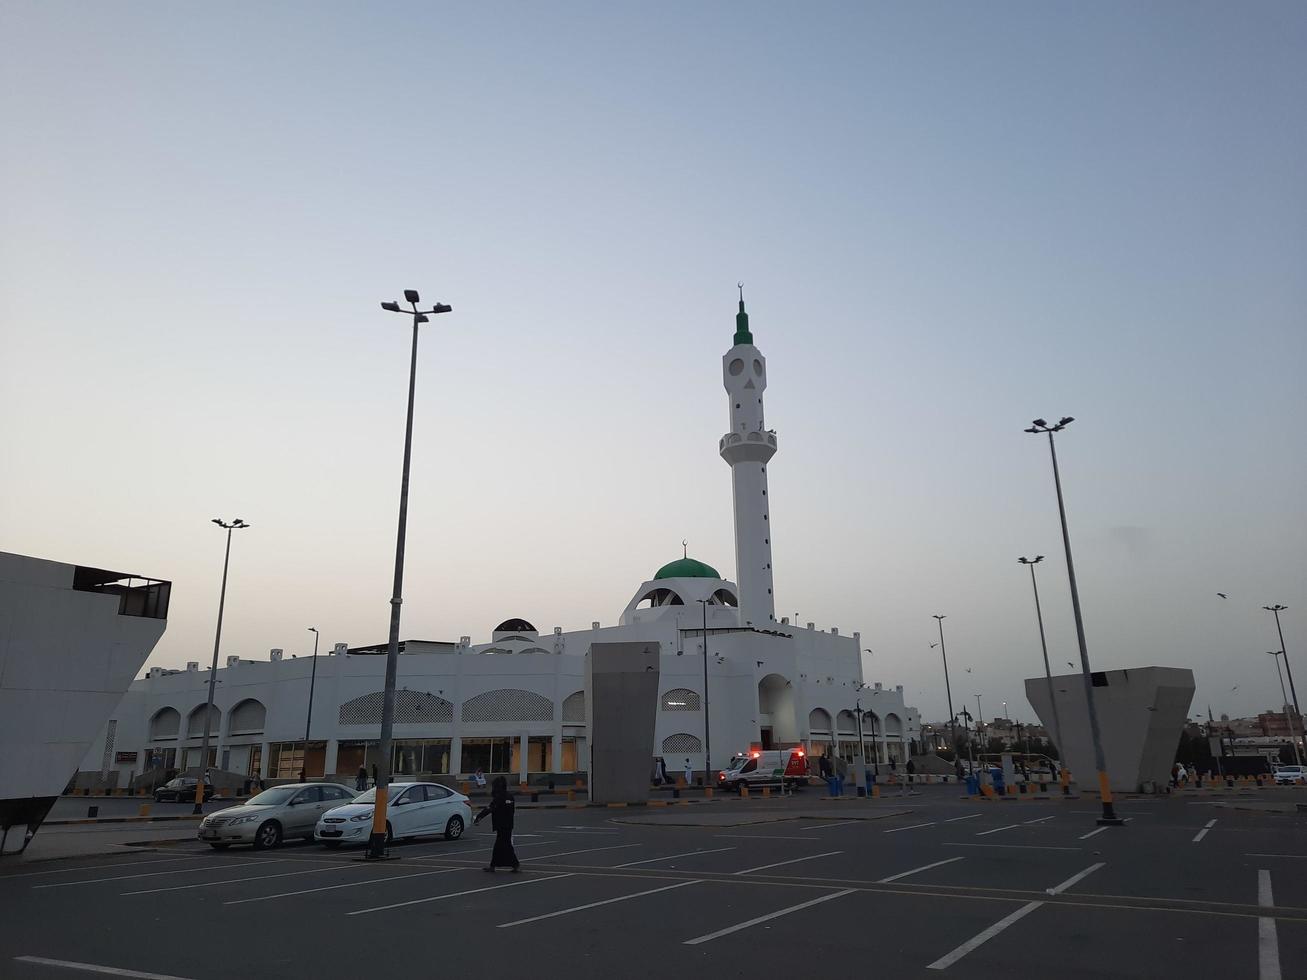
top-left (719, 293), bottom-right (777, 626)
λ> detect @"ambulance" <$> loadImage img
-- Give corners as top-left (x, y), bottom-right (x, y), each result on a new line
top-left (717, 748), bottom-right (808, 792)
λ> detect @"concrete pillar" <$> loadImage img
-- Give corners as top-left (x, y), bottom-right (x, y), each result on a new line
top-left (551, 730), bottom-right (563, 773)
top-left (519, 732), bottom-right (529, 784)
top-left (449, 735), bottom-right (462, 777)
top-left (215, 709), bottom-right (231, 770)
top-left (323, 739), bottom-right (339, 779)
top-left (258, 741), bottom-right (270, 779)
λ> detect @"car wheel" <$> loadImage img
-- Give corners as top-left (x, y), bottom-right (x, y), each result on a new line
top-left (208, 843), bottom-right (230, 850)
top-left (322, 840), bottom-right (341, 849)
top-left (253, 820), bottom-right (282, 850)
top-left (444, 815), bottom-right (464, 841)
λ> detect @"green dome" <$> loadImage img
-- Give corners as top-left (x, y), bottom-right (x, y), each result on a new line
top-left (654, 557), bottom-right (721, 580)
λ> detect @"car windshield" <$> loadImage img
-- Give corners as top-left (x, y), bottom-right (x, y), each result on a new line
top-left (245, 786), bottom-right (300, 806)
top-left (166, 778), bottom-right (193, 787)
top-left (351, 785), bottom-right (412, 804)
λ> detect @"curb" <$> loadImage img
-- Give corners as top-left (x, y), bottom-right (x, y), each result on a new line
top-left (45, 814), bottom-right (206, 826)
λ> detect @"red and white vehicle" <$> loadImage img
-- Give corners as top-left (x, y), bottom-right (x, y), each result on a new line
top-left (718, 748), bottom-right (808, 791)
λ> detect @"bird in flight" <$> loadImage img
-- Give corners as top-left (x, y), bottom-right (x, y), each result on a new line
top-left (964, 667), bottom-right (973, 674)
top-left (929, 642), bottom-right (939, 649)
top-left (1217, 592), bottom-right (1228, 599)
top-left (1067, 662), bottom-right (1076, 669)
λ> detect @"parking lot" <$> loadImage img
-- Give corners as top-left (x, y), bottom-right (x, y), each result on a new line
top-left (2, 790), bottom-right (1304, 979)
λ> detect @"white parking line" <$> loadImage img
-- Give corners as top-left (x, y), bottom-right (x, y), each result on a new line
top-left (732, 851), bottom-right (842, 876)
top-left (346, 873), bottom-right (573, 916)
top-left (877, 857), bottom-right (964, 883)
top-left (13, 956), bottom-right (194, 979)
top-left (0, 856), bottom-right (207, 881)
top-left (927, 901), bottom-right (1043, 969)
top-left (498, 879), bottom-right (700, 928)
top-left (1259, 870), bottom-right (1280, 980)
top-left (1193, 819), bottom-right (1217, 843)
top-left (1023, 816), bottom-right (1055, 825)
top-left (613, 848), bottom-right (735, 868)
top-left (1047, 862), bottom-right (1105, 895)
top-left (683, 888), bottom-right (855, 944)
top-left (944, 843), bottom-right (1080, 851)
top-left (225, 868), bottom-right (463, 905)
top-left (123, 864), bottom-right (355, 896)
top-left (975, 824), bottom-right (1022, 837)
top-left (33, 860), bottom-right (281, 889)
top-left (1248, 853), bottom-right (1307, 859)
top-left (522, 844), bottom-right (640, 862)
top-left (713, 834), bottom-right (823, 841)
top-left (808, 820), bottom-right (861, 831)
top-left (1079, 827), bottom-right (1109, 841)
top-left (884, 822), bottom-right (936, 834)
top-left (943, 813), bottom-right (982, 823)
top-left (510, 841), bottom-right (561, 848)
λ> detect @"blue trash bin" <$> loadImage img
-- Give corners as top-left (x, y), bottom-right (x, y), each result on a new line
top-left (965, 773), bottom-right (980, 796)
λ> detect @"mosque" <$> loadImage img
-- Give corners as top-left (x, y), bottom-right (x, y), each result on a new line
top-left (79, 298), bottom-right (921, 788)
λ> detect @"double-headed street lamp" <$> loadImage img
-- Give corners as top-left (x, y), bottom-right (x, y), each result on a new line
top-left (302, 626), bottom-right (320, 780)
top-left (1269, 650), bottom-right (1303, 767)
top-left (1018, 555), bottom-right (1068, 792)
top-left (933, 615), bottom-right (957, 764)
top-left (1026, 417), bottom-right (1121, 826)
top-left (367, 289), bottom-right (452, 860)
top-left (1264, 606), bottom-right (1298, 720)
top-left (194, 518), bottom-right (250, 814)
top-left (694, 598), bottom-right (713, 784)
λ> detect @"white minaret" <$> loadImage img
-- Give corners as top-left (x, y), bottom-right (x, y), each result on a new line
top-left (720, 289), bottom-right (777, 626)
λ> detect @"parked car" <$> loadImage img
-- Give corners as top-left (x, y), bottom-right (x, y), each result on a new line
top-left (1273, 766), bottom-right (1305, 785)
top-left (316, 781), bottom-right (472, 848)
top-left (154, 777), bottom-right (215, 803)
top-left (197, 783), bottom-right (357, 849)
top-left (718, 749), bottom-right (808, 792)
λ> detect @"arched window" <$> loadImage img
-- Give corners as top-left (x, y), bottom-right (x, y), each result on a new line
top-left (808, 707), bottom-right (832, 732)
top-left (662, 733), bottom-right (702, 754)
top-left (562, 691), bottom-right (586, 723)
top-left (462, 689), bottom-right (554, 723)
top-left (338, 690), bottom-right (453, 726)
top-left (149, 707), bottom-right (180, 741)
top-left (883, 712), bottom-right (904, 736)
top-left (710, 589), bottom-right (738, 607)
top-left (635, 588), bottom-right (685, 609)
top-left (835, 709), bottom-right (857, 735)
top-left (186, 704), bottom-right (220, 737)
top-left (661, 688), bottom-right (701, 711)
top-left (228, 699), bottom-right (266, 734)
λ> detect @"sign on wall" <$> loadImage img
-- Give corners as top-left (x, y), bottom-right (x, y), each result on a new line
top-left (114, 751), bottom-right (138, 764)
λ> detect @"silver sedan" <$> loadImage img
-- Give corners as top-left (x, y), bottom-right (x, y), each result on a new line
top-left (198, 783), bottom-right (358, 849)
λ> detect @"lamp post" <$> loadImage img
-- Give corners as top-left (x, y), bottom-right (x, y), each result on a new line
top-left (933, 615), bottom-right (957, 766)
top-left (194, 518), bottom-right (250, 814)
top-left (367, 289), bottom-right (452, 860)
top-left (1269, 651), bottom-right (1303, 767)
top-left (1018, 556), bottom-right (1067, 762)
top-left (302, 627), bottom-right (320, 779)
top-left (975, 694), bottom-right (984, 758)
top-left (957, 708), bottom-right (975, 768)
top-left (1026, 416), bottom-right (1122, 825)
top-left (1264, 606), bottom-right (1299, 719)
top-left (694, 598), bottom-right (712, 785)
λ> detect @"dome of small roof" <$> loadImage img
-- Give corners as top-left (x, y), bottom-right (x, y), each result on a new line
top-left (653, 557), bottom-right (721, 581)
top-left (493, 618), bottom-right (536, 633)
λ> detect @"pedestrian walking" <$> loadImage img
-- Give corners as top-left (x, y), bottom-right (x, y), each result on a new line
top-left (659, 757), bottom-right (670, 785)
top-left (906, 758), bottom-right (917, 784)
top-left (683, 758), bottom-right (694, 787)
top-left (474, 776), bottom-right (520, 872)
top-left (356, 766), bottom-right (367, 792)
top-left (371, 763), bottom-right (378, 788)
top-left (651, 758), bottom-right (662, 786)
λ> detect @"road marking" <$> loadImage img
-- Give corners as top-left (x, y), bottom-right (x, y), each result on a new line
top-left (1079, 827), bottom-right (1109, 840)
top-left (13, 956), bottom-right (194, 979)
top-left (809, 820), bottom-right (861, 831)
top-left (1259, 870), bottom-right (1281, 980)
top-left (498, 879), bottom-right (700, 928)
top-left (347, 873), bottom-right (574, 916)
top-left (0, 856), bottom-right (207, 881)
top-left (613, 848), bottom-right (734, 868)
top-left (225, 868), bottom-right (463, 905)
top-left (943, 814), bottom-right (982, 823)
top-left (944, 843), bottom-right (1080, 851)
top-left (1047, 862), bottom-right (1105, 895)
top-left (522, 844), bottom-right (640, 862)
top-left (1193, 819), bottom-right (1217, 843)
top-left (884, 822), bottom-right (936, 834)
top-left (123, 864), bottom-right (354, 895)
top-left (732, 851), bottom-right (843, 876)
top-left (1247, 853), bottom-right (1307, 859)
top-left (877, 857), bottom-right (964, 883)
top-left (975, 823), bottom-right (1022, 837)
top-left (683, 888), bottom-right (856, 945)
top-left (511, 840), bottom-right (561, 848)
top-left (33, 860), bottom-right (281, 889)
top-left (1023, 816), bottom-right (1055, 825)
top-left (713, 834), bottom-right (823, 841)
top-left (927, 901), bottom-right (1044, 970)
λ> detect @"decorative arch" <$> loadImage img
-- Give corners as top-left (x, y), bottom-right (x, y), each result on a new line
top-left (758, 673), bottom-right (799, 742)
top-left (338, 690), bottom-right (453, 726)
top-left (149, 706), bottom-right (180, 740)
top-left (462, 688), bottom-right (554, 723)
top-left (710, 589), bottom-right (738, 607)
top-left (227, 699), bottom-right (266, 734)
top-left (186, 704), bottom-right (220, 737)
top-left (883, 712), bottom-right (904, 736)
top-left (808, 707), bottom-right (832, 733)
top-left (562, 690), bottom-right (585, 723)
top-left (636, 588), bottom-right (685, 609)
top-left (835, 709), bottom-right (857, 734)
top-left (660, 688), bottom-right (701, 711)
top-left (662, 732), bottom-right (702, 754)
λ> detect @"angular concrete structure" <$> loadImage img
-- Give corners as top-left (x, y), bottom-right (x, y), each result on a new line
top-left (586, 641), bottom-right (660, 803)
top-left (1025, 666), bottom-right (1194, 793)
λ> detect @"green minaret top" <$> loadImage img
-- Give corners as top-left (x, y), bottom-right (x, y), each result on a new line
top-left (733, 282), bottom-right (753, 346)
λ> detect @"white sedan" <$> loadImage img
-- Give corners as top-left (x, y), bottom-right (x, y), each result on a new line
top-left (316, 781), bottom-right (472, 848)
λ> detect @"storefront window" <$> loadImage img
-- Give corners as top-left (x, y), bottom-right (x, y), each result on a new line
top-left (560, 737), bottom-right (578, 772)
top-left (461, 737), bottom-right (514, 774)
top-left (268, 741), bottom-right (327, 779)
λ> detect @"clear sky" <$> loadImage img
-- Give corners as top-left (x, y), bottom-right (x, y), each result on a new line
top-left (2, 2), bottom-right (1304, 726)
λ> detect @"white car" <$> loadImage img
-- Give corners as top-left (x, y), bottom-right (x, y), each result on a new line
top-left (316, 781), bottom-right (472, 848)
top-left (198, 783), bottom-right (359, 849)
top-left (1273, 766), bottom-right (1305, 785)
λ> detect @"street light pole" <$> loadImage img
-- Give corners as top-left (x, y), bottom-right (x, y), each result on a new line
top-left (194, 518), bottom-right (249, 814)
top-left (1269, 651), bottom-right (1304, 768)
top-left (975, 694), bottom-right (984, 757)
top-left (368, 289), bottom-right (452, 860)
top-left (1264, 606), bottom-right (1299, 719)
top-left (1026, 417), bottom-right (1121, 825)
top-left (695, 598), bottom-right (713, 785)
top-left (1018, 556), bottom-right (1067, 773)
top-left (303, 626), bottom-right (320, 778)
top-left (933, 615), bottom-right (957, 769)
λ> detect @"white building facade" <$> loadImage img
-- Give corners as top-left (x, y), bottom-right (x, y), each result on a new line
top-left (80, 299), bottom-right (920, 787)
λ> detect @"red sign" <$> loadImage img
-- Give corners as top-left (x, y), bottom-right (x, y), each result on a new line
top-left (115, 751), bottom-right (138, 764)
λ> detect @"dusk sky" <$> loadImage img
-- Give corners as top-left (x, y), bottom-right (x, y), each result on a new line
top-left (2, 3), bottom-right (1304, 725)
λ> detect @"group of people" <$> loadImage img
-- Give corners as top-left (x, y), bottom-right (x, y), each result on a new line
top-left (651, 757), bottom-right (695, 786)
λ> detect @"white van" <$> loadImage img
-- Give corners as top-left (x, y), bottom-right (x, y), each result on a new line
top-left (718, 749), bottom-right (808, 791)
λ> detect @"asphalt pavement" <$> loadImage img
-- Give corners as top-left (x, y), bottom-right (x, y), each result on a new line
top-left (2, 790), bottom-right (1304, 979)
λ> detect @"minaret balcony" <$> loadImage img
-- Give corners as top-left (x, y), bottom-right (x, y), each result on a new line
top-left (720, 430), bottom-right (777, 464)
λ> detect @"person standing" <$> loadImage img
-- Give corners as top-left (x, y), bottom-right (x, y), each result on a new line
top-left (474, 776), bottom-right (520, 872)
top-left (356, 766), bottom-right (367, 792)
top-left (659, 757), bottom-right (670, 785)
top-left (683, 758), bottom-right (694, 787)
